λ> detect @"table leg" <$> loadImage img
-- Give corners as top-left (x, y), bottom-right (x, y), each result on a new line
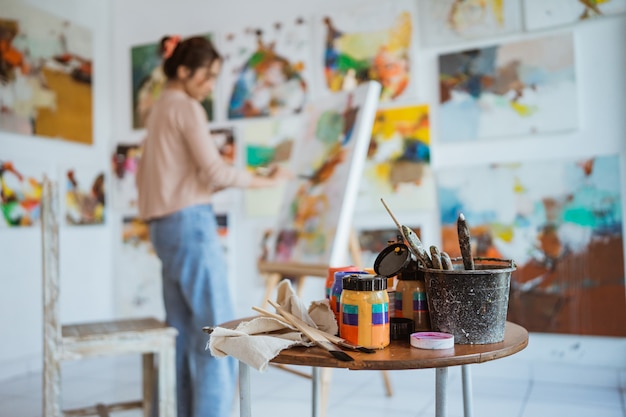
top-left (461, 365), bottom-right (474, 417)
top-left (435, 367), bottom-right (448, 417)
top-left (311, 367), bottom-right (321, 417)
top-left (239, 362), bottom-right (251, 417)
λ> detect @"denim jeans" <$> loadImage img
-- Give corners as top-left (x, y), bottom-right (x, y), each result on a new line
top-left (149, 204), bottom-right (236, 417)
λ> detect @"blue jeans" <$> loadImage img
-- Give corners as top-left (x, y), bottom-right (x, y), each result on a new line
top-left (149, 204), bottom-right (236, 417)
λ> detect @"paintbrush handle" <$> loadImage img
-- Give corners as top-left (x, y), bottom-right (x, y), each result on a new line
top-left (457, 213), bottom-right (475, 270)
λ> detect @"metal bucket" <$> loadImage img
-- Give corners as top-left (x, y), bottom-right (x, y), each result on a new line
top-left (422, 257), bottom-right (515, 344)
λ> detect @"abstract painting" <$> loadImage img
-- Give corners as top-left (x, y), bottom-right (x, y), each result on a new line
top-left (439, 33), bottom-right (577, 142)
top-left (111, 143), bottom-right (141, 213)
top-left (418, 0), bottom-right (522, 46)
top-left (1, 0), bottom-right (93, 144)
top-left (220, 17), bottom-right (310, 119)
top-left (241, 117), bottom-right (302, 216)
top-left (0, 159), bottom-right (46, 227)
top-left (268, 81), bottom-right (381, 266)
top-left (319, 0), bottom-right (415, 101)
top-left (524, 0), bottom-right (626, 30)
top-left (356, 104), bottom-right (436, 214)
top-left (63, 166), bottom-right (105, 225)
top-left (437, 155), bottom-right (624, 336)
top-left (130, 33), bottom-right (214, 129)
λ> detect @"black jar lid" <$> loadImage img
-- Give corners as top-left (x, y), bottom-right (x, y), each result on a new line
top-left (342, 274), bottom-right (387, 291)
top-left (373, 243), bottom-right (413, 278)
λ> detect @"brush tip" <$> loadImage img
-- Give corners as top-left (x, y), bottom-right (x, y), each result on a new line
top-left (330, 350), bottom-right (355, 361)
top-left (458, 212), bottom-right (465, 221)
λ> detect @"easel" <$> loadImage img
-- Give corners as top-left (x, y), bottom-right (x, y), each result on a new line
top-left (258, 230), bottom-right (393, 416)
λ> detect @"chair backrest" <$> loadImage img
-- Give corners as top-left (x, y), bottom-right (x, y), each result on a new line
top-left (41, 177), bottom-right (62, 397)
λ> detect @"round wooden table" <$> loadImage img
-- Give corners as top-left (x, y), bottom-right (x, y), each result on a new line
top-left (218, 318), bottom-right (528, 417)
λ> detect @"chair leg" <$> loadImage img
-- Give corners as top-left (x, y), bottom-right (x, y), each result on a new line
top-left (142, 353), bottom-right (155, 417)
top-left (159, 339), bottom-right (177, 417)
top-left (43, 356), bottom-right (62, 417)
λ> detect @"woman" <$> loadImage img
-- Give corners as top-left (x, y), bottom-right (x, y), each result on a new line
top-left (136, 35), bottom-right (288, 417)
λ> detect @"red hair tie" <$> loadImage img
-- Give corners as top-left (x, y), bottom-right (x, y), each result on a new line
top-left (163, 35), bottom-right (181, 59)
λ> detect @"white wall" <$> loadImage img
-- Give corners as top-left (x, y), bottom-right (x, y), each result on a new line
top-left (1, 0), bottom-right (625, 383)
top-left (0, 0), bottom-right (114, 379)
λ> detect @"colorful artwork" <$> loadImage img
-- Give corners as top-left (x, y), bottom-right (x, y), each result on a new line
top-left (220, 18), bottom-right (309, 119)
top-left (524, 0), bottom-right (626, 30)
top-left (418, 0), bottom-right (522, 46)
top-left (320, 1), bottom-right (415, 101)
top-left (268, 81), bottom-right (381, 266)
top-left (439, 33), bottom-right (577, 142)
top-left (0, 160), bottom-right (45, 227)
top-left (111, 143), bottom-right (141, 212)
top-left (356, 104), bottom-right (435, 214)
top-left (1, 0), bottom-right (93, 144)
top-left (116, 216), bottom-right (164, 319)
top-left (130, 34), bottom-right (214, 129)
top-left (437, 155), bottom-right (624, 336)
top-left (64, 167), bottom-right (105, 225)
top-left (241, 117), bottom-right (302, 216)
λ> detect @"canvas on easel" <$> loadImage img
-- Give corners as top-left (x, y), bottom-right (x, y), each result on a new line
top-left (265, 81), bottom-right (381, 271)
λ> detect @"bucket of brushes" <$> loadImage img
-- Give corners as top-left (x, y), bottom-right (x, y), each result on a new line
top-left (422, 257), bottom-right (515, 344)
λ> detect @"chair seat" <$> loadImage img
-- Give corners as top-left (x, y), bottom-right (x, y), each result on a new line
top-left (60, 317), bottom-right (178, 360)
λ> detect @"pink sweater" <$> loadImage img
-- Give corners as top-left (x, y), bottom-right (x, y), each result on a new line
top-left (136, 89), bottom-right (252, 220)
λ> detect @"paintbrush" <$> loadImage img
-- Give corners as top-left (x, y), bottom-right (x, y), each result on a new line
top-left (252, 306), bottom-right (375, 354)
top-left (380, 198), bottom-right (433, 268)
top-left (441, 251), bottom-right (454, 270)
top-left (430, 246), bottom-right (443, 270)
top-left (267, 300), bottom-right (355, 362)
top-left (457, 213), bottom-right (475, 270)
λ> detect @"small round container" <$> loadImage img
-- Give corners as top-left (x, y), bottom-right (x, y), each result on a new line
top-left (325, 266), bottom-right (359, 299)
top-left (339, 274), bottom-right (390, 349)
top-left (390, 317), bottom-right (415, 341)
top-left (395, 269), bottom-right (430, 332)
top-left (329, 270), bottom-right (368, 326)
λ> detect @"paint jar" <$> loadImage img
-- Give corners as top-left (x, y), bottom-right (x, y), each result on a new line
top-left (330, 270), bottom-right (368, 327)
top-left (340, 274), bottom-right (390, 349)
top-left (395, 269), bottom-right (430, 332)
top-left (373, 242), bottom-right (416, 322)
top-left (325, 266), bottom-right (359, 299)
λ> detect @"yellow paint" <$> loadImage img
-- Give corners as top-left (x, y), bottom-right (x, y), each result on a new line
top-left (510, 101), bottom-right (536, 117)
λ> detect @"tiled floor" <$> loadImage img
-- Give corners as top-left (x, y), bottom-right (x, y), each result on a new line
top-left (1, 354), bottom-right (625, 417)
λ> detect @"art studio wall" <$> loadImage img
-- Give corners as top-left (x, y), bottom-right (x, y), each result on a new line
top-left (1, 0), bottom-right (625, 382)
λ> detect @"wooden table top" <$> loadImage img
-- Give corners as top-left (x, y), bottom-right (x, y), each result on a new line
top-left (217, 318), bottom-right (528, 371)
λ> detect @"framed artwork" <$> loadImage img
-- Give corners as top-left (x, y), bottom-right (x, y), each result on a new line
top-left (356, 104), bottom-right (436, 214)
top-left (418, 0), bottom-right (522, 46)
top-left (130, 33), bottom-right (214, 129)
top-left (63, 165), bottom-right (105, 225)
top-left (524, 0), bottom-right (626, 30)
top-left (0, 159), bottom-right (48, 227)
top-left (1, 0), bottom-right (93, 144)
top-left (241, 117), bottom-right (303, 217)
top-left (111, 143), bottom-right (141, 213)
top-left (267, 81), bottom-right (381, 266)
top-left (436, 154), bottom-right (624, 336)
top-left (438, 33), bottom-right (577, 142)
top-left (220, 17), bottom-right (311, 119)
top-left (316, 0), bottom-right (416, 102)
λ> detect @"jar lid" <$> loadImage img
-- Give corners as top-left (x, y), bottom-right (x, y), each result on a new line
top-left (373, 243), bottom-right (413, 277)
top-left (342, 274), bottom-right (387, 291)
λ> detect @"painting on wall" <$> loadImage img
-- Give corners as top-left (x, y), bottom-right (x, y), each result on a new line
top-left (1, 0), bottom-right (93, 144)
top-left (418, 0), bottom-right (523, 46)
top-left (318, 0), bottom-right (416, 101)
top-left (437, 154), bottom-right (624, 336)
top-left (438, 33), bottom-right (577, 142)
top-left (267, 81), bottom-right (381, 267)
top-left (130, 33), bottom-right (214, 129)
top-left (63, 166), bottom-right (105, 225)
top-left (356, 104), bottom-right (436, 214)
top-left (220, 17), bottom-right (310, 119)
top-left (524, 0), bottom-right (626, 30)
top-left (0, 159), bottom-right (47, 227)
top-left (115, 216), bottom-right (164, 319)
top-left (241, 117), bottom-right (302, 217)
top-left (111, 143), bottom-right (141, 213)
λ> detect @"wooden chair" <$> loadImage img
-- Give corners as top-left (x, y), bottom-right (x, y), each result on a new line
top-left (41, 178), bottom-right (178, 417)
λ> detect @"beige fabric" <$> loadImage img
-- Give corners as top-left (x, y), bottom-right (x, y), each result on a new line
top-left (208, 279), bottom-right (337, 371)
top-left (136, 88), bottom-right (253, 220)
